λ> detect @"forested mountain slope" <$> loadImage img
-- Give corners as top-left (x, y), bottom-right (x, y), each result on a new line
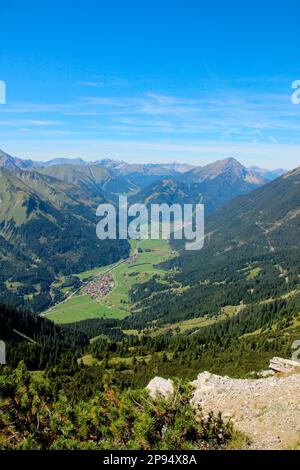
top-left (0, 303), bottom-right (88, 369)
top-left (0, 168), bottom-right (130, 311)
top-left (126, 167), bottom-right (300, 327)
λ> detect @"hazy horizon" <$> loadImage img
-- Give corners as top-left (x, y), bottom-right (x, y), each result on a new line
top-left (0, 145), bottom-right (291, 171)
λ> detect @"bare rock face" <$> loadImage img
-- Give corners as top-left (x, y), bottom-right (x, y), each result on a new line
top-left (190, 371), bottom-right (215, 393)
top-left (146, 377), bottom-right (174, 399)
top-left (269, 357), bottom-right (300, 374)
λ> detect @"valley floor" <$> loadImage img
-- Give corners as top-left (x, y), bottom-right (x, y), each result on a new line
top-left (43, 238), bottom-right (175, 324)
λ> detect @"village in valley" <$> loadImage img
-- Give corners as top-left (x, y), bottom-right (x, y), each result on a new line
top-left (82, 252), bottom-right (139, 303)
top-left (82, 273), bottom-right (115, 302)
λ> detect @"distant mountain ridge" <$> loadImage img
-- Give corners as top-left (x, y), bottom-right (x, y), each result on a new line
top-left (0, 147), bottom-right (288, 218)
top-left (131, 158), bottom-right (267, 213)
top-left (249, 166), bottom-right (287, 181)
top-left (0, 149), bottom-right (198, 201)
top-left (0, 148), bottom-right (286, 181)
top-left (0, 150), bottom-right (195, 172)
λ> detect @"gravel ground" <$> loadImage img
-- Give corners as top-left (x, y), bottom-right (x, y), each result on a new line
top-left (191, 371), bottom-right (300, 449)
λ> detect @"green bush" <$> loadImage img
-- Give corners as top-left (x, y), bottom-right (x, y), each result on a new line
top-left (0, 362), bottom-right (235, 450)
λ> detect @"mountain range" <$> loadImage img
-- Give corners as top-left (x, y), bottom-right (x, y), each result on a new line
top-left (130, 157), bottom-right (266, 213)
top-left (0, 148), bottom-right (285, 188)
top-left (0, 148), bottom-right (281, 205)
top-left (0, 147), bottom-right (291, 312)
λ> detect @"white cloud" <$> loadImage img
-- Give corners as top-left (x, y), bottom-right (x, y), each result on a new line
top-left (1, 87), bottom-right (300, 168)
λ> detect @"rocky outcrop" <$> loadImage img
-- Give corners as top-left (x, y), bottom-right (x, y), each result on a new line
top-left (146, 377), bottom-right (174, 399)
top-left (269, 356), bottom-right (300, 374)
top-left (146, 361), bottom-right (300, 449)
top-left (190, 370), bottom-right (300, 449)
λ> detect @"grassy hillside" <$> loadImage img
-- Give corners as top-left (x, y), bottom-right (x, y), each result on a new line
top-left (38, 164), bottom-right (111, 196)
top-left (38, 162), bottom-right (178, 201)
top-left (39, 163), bottom-right (139, 199)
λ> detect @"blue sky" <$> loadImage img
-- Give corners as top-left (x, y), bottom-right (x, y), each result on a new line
top-left (1, 0), bottom-right (300, 169)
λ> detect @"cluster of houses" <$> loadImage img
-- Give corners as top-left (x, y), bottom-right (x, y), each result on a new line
top-left (83, 274), bottom-right (114, 302)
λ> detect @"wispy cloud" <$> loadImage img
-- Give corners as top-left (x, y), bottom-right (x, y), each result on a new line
top-left (80, 76), bottom-right (130, 88)
top-left (1, 86), bottom-right (300, 167)
top-left (0, 119), bottom-right (62, 127)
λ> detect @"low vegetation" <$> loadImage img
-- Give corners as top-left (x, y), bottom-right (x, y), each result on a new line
top-left (0, 363), bottom-right (237, 450)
